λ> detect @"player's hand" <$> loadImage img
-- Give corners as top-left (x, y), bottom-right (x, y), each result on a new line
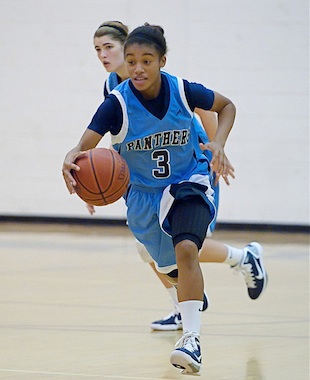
top-left (213, 158), bottom-right (235, 185)
top-left (62, 150), bottom-right (86, 194)
top-left (199, 142), bottom-right (235, 186)
top-left (86, 203), bottom-right (95, 215)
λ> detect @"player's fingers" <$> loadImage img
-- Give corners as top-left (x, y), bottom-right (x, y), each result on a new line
top-left (226, 162), bottom-right (235, 177)
top-left (74, 151), bottom-right (87, 160)
top-left (69, 163), bottom-right (80, 172)
top-left (200, 142), bottom-right (212, 152)
top-left (210, 151), bottom-right (220, 169)
top-left (64, 179), bottom-right (76, 194)
top-left (62, 169), bottom-right (77, 193)
top-left (214, 171), bottom-right (220, 186)
top-left (221, 173), bottom-right (229, 186)
top-left (86, 203), bottom-right (95, 215)
top-left (228, 169), bottom-right (235, 179)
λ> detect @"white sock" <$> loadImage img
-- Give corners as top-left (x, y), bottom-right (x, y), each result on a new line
top-left (178, 300), bottom-right (203, 335)
top-left (167, 286), bottom-right (179, 313)
top-left (224, 245), bottom-right (244, 267)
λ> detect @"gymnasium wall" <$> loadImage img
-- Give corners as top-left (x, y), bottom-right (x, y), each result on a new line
top-left (0, 0), bottom-right (308, 226)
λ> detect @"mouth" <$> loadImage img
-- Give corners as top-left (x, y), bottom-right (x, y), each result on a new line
top-left (133, 77), bottom-right (147, 84)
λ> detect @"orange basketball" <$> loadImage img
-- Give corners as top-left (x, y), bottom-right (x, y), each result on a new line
top-left (72, 148), bottom-right (130, 206)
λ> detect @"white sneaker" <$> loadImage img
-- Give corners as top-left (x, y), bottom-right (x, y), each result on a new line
top-left (170, 332), bottom-right (202, 374)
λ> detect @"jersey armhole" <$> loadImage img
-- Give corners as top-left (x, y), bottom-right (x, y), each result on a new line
top-left (110, 90), bottom-right (128, 144)
top-left (177, 77), bottom-right (194, 117)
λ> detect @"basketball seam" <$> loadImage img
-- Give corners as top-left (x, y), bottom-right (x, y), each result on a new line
top-left (104, 151), bottom-right (129, 202)
top-left (90, 149), bottom-right (108, 204)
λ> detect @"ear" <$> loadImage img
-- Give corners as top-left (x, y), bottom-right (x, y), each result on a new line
top-left (160, 55), bottom-right (167, 68)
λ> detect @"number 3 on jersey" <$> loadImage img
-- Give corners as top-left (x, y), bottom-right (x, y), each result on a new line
top-left (152, 149), bottom-right (171, 178)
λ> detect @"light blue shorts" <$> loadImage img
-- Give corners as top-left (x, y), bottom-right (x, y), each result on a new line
top-left (126, 174), bottom-right (216, 274)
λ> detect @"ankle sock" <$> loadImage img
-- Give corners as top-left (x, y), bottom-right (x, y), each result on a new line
top-left (178, 300), bottom-right (203, 334)
top-left (224, 245), bottom-right (244, 267)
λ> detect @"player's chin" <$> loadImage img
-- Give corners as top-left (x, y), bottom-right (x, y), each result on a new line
top-left (132, 79), bottom-right (147, 90)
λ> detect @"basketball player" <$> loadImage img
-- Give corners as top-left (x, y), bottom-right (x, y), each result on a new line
top-left (85, 21), bottom-right (268, 331)
top-left (62, 24), bottom-right (267, 373)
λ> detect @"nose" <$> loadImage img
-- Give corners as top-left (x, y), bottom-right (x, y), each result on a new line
top-left (100, 50), bottom-right (107, 59)
top-left (134, 63), bottom-right (144, 74)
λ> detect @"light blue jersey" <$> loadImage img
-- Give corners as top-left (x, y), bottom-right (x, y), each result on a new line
top-left (104, 72), bottom-right (120, 96)
top-left (104, 71), bottom-right (218, 234)
top-left (108, 73), bottom-right (216, 272)
top-left (106, 71), bottom-right (219, 232)
top-left (111, 74), bottom-right (209, 188)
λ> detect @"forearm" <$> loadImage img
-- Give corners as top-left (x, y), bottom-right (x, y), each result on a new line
top-left (213, 102), bottom-right (236, 147)
top-left (76, 128), bottom-right (103, 151)
top-left (195, 108), bottom-right (218, 142)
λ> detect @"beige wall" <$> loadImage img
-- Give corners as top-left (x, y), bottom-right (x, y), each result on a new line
top-left (0, 0), bottom-right (308, 225)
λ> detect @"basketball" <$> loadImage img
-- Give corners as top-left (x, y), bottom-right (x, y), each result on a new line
top-left (72, 148), bottom-right (130, 206)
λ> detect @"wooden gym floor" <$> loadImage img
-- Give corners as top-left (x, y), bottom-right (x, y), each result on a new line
top-left (0, 222), bottom-right (308, 379)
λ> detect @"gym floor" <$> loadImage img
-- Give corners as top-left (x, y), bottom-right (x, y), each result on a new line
top-left (0, 222), bottom-right (308, 379)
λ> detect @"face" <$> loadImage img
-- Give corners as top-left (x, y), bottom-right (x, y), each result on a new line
top-left (125, 43), bottom-right (166, 99)
top-left (94, 35), bottom-right (124, 73)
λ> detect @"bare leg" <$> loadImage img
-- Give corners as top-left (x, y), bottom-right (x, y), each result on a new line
top-left (150, 239), bottom-right (204, 302)
top-left (199, 239), bottom-right (228, 263)
top-left (149, 261), bottom-right (174, 288)
top-left (175, 240), bottom-right (203, 302)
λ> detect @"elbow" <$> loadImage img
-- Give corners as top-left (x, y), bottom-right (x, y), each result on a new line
top-left (228, 101), bottom-right (236, 115)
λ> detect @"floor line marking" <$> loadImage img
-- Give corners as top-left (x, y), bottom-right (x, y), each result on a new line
top-left (0, 368), bottom-right (172, 380)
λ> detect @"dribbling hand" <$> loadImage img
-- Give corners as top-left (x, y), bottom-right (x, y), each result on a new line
top-left (62, 151), bottom-right (86, 194)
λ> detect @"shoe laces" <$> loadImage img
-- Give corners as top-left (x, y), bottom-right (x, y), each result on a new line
top-left (175, 332), bottom-right (199, 350)
top-left (233, 261), bottom-right (256, 289)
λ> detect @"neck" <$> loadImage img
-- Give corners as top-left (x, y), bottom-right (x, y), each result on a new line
top-left (116, 65), bottom-right (129, 83)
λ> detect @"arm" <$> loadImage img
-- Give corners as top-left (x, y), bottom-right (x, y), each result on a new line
top-left (62, 129), bottom-right (103, 194)
top-left (185, 82), bottom-right (236, 184)
top-left (194, 108), bottom-right (217, 142)
top-left (201, 91), bottom-right (236, 184)
top-left (62, 95), bottom-right (122, 194)
top-left (195, 106), bottom-right (235, 185)
top-left (209, 91), bottom-right (236, 148)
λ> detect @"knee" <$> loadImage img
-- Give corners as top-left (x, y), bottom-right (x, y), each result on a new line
top-left (175, 240), bottom-right (198, 263)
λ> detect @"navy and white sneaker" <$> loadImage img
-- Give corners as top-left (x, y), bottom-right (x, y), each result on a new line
top-left (170, 332), bottom-right (202, 374)
top-left (233, 242), bottom-right (268, 299)
top-left (150, 311), bottom-right (182, 331)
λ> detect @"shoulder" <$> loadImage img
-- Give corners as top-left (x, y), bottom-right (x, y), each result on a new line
top-left (183, 80), bottom-right (214, 111)
top-left (103, 73), bottom-right (118, 97)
